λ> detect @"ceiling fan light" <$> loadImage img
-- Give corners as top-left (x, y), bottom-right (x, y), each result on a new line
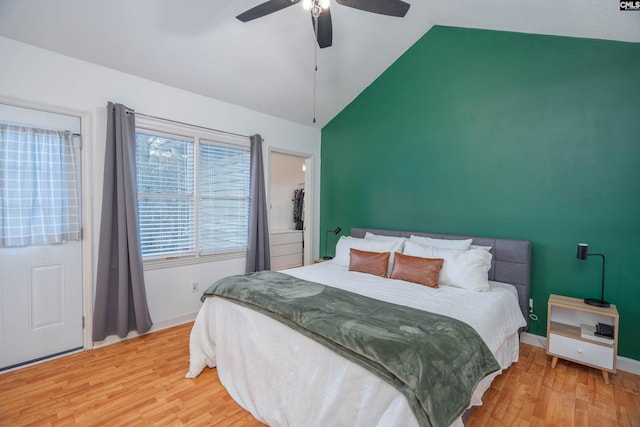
top-left (302, 0), bottom-right (312, 10)
top-left (320, 0), bottom-right (330, 9)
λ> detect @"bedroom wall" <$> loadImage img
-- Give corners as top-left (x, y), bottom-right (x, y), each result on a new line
top-left (320, 26), bottom-right (640, 361)
top-left (0, 36), bottom-right (321, 345)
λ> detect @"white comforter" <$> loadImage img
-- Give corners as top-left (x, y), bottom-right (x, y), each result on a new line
top-left (187, 262), bottom-right (527, 427)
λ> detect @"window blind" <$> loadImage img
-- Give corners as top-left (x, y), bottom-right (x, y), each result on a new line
top-left (199, 141), bottom-right (250, 254)
top-left (136, 132), bottom-right (195, 258)
top-left (135, 129), bottom-right (250, 260)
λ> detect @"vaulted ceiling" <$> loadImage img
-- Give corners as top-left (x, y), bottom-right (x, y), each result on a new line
top-left (0, 0), bottom-right (638, 127)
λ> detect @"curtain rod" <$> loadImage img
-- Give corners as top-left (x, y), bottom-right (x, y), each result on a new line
top-left (127, 110), bottom-right (250, 139)
top-left (0, 121), bottom-right (81, 138)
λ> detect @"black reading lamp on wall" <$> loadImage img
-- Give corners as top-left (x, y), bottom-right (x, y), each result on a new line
top-left (577, 243), bottom-right (610, 308)
top-left (323, 226), bottom-right (342, 260)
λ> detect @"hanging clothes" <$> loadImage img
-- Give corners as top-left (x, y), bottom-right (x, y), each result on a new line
top-left (292, 188), bottom-right (305, 230)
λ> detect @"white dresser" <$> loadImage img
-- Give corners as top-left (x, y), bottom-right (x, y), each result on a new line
top-left (270, 230), bottom-right (304, 270)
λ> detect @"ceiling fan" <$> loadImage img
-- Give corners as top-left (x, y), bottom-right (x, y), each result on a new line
top-left (236, 0), bottom-right (411, 48)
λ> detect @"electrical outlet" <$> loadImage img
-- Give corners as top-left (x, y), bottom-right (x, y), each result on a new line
top-left (191, 281), bottom-right (199, 293)
top-left (529, 298), bottom-right (534, 312)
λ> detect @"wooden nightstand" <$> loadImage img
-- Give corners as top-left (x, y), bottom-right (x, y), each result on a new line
top-left (546, 294), bottom-right (618, 384)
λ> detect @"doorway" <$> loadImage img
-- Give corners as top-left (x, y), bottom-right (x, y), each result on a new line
top-left (0, 103), bottom-right (84, 371)
top-left (269, 151), bottom-right (313, 268)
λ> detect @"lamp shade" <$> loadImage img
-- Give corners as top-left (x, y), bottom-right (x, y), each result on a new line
top-left (577, 243), bottom-right (588, 260)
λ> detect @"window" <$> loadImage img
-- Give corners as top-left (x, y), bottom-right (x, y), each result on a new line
top-left (135, 119), bottom-right (250, 262)
top-left (199, 142), bottom-right (250, 254)
top-left (0, 123), bottom-right (81, 247)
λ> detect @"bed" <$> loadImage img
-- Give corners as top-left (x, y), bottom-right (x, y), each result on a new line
top-left (187, 228), bottom-right (531, 427)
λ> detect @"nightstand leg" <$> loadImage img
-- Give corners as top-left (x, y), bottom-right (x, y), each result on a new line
top-left (550, 356), bottom-right (558, 369)
top-left (602, 370), bottom-right (610, 384)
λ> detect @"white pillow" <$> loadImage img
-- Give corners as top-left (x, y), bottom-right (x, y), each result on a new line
top-left (364, 232), bottom-right (407, 247)
top-left (363, 233), bottom-right (407, 273)
top-left (471, 244), bottom-right (492, 252)
top-left (403, 241), bottom-right (492, 291)
top-left (333, 236), bottom-right (403, 275)
top-left (409, 235), bottom-right (473, 250)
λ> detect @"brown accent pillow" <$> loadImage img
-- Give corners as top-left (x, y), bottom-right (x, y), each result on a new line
top-left (390, 252), bottom-right (444, 288)
top-left (349, 248), bottom-right (391, 277)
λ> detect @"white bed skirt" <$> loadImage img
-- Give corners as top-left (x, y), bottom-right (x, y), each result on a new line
top-left (187, 297), bottom-right (521, 427)
top-left (187, 263), bottom-right (525, 426)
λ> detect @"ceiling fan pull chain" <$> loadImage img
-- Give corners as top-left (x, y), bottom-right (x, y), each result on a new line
top-left (313, 15), bottom-right (318, 124)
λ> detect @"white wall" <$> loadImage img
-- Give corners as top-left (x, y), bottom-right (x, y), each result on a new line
top-left (0, 36), bottom-right (321, 345)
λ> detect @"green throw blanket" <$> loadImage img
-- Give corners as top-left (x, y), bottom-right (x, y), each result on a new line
top-left (203, 271), bottom-right (500, 427)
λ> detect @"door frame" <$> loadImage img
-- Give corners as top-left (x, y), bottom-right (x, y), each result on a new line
top-left (0, 97), bottom-right (94, 352)
top-left (267, 148), bottom-right (315, 266)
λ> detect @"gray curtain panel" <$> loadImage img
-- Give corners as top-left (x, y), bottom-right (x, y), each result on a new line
top-left (246, 134), bottom-right (271, 273)
top-left (92, 102), bottom-right (152, 341)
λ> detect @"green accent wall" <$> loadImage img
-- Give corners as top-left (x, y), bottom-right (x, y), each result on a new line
top-left (320, 26), bottom-right (640, 360)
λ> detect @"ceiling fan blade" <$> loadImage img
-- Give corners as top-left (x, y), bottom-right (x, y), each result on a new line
top-left (312, 8), bottom-right (333, 48)
top-left (236, 0), bottom-right (301, 22)
top-left (335, 0), bottom-right (410, 17)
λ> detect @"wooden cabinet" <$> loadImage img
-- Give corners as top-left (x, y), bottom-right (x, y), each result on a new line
top-left (546, 294), bottom-right (618, 383)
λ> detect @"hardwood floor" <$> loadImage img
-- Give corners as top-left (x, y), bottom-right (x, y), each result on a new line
top-left (0, 323), bottom-right (258, 427)
top-left (1, 323), bottom-right (638, 426)
top-left (467, 344), bottom-right (640, 427)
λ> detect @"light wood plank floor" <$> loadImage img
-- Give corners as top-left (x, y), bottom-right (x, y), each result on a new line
top-left (1, 322), bottom-right (638, 426)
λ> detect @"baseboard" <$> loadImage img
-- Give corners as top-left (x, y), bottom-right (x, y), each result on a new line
top-left (520, 331), bottom-right (547, 348)
top-left (520, 332), bottom-right (640, 376)
top-left (148, 312), bottom-right (198, 333)
top-left (617, 356), bottom-right (640, 376)
top-left (92, 311), bottom-right (198, 349)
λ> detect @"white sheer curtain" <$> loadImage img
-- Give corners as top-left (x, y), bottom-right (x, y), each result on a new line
top-left (0, 124), bottom-right (80, 247)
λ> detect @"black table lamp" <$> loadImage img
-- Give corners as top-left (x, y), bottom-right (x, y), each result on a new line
top-left (577, 243), bottom-right (610, 308)
top-left (323, 226), bottom-right (342, 260)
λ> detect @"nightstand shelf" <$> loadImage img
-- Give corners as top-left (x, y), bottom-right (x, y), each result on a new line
top-left (546, 294), bottom-right (618, 384)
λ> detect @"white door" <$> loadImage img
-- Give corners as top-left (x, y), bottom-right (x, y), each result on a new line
top-left (0, 104), bottom-right (83, 371)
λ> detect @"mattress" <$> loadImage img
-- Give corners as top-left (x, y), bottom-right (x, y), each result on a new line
top-left (187, 261), bottom-right (527, 426)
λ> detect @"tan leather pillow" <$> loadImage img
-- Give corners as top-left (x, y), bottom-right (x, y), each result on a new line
top-left (349, 248), bottom-right (391, 277)
top-left (390, 252), bottom-right (444, 288)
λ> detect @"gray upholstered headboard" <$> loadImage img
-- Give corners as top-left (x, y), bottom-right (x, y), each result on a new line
top-left (351, 228), bottom-right (532, 329)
